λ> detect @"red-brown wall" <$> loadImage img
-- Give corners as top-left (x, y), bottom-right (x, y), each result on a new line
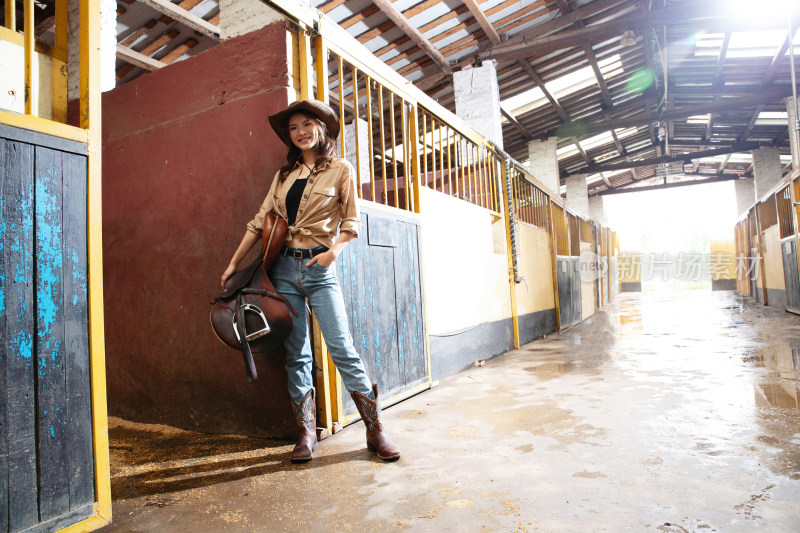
top-left (102, 22), bottom-right (297, 438)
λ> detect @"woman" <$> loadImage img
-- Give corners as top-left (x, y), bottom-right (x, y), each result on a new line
top-left (221, 100), bottom-right (400, 463)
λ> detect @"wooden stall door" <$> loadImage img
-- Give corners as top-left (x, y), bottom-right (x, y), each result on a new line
top-left (782, 238), bottom-right (800, 312)
top-left (1, 128), bottom-right (95, 532)
top-left (335, 207), bottom-right (429, 417)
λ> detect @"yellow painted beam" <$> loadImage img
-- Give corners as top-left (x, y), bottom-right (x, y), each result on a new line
top-left (0, 109), bottom-right (88, 143)
top-left (80, 0), bottom-right (113, 527)
top-left (24, 0), bottom-right (34, 115)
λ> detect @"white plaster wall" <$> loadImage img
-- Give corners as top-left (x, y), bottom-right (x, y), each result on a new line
top-left (0, 42), bottom-right (59, 119)
top-left (453, 61), bottom-right (503, 148)
top-left (220, 0), bottom-right (283, 41)
top-left (419, 187), bottom-right (511, 334)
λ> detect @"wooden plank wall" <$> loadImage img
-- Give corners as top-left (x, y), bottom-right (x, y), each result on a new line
top-left (336, 208), bottom-right (427, 416)
top-left (1, 129), bottom-right (94, 532)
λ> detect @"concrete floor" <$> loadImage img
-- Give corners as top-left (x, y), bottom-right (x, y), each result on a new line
top-left (99, 291), bottom-right (800, 532)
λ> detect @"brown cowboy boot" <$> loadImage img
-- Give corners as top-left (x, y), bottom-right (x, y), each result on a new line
top-left (350, 384), bottom-right (400, 461)
top-left (289, 388), bottom-right (318, 463)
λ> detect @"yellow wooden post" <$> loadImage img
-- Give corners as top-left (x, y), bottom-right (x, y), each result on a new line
top-left (58, 1), bottom-right (114, 531)
top-left (23, 0), bottom-right (34, 115)
top-left (306, 34), bottom-right (335, 435)
top-left (298, 29), bottom-right (313, 101)
top-left (501, 160), bottom-right (520, 349)
top-left (315, 36), bottom-right (328, 105)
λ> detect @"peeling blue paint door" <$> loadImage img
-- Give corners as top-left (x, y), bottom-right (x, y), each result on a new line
top-left (1, 126), bottom-right (95, 532)
top-left (334, 207), bottom-right (428, 416)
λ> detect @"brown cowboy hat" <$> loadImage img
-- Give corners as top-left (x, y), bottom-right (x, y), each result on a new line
top-left (268, 99), bottom-right (340, 146)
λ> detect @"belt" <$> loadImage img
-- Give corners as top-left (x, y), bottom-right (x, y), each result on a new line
top-left (281, 245), bottom-right (329, 259)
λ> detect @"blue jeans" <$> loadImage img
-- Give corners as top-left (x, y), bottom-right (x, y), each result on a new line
top-left (270, 253), bottom-right (373, 404)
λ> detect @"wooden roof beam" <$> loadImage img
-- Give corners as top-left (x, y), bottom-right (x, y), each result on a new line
top-left (372, 0), bottom-right (451, 72)
top-left (502, 108), bottom-right (533, 140)
top-left (464, 0), bottom-right (502, 45)
top-left (518, 60), bottom-right (570, 121)
top-left (545, 89), bottom-right (792, 139)
top-left (598, 174), bottom-right (741, 195)
top-left (569, 141), bottom-right (760, 175)
top-left (116, 29), bottom-right (179, 80)
top-left (116, 44), bottom-right (167, 73)
top-left (717, 153), bottom-right (732, 173)
top-left (137, 0), bottom-right (219, 39)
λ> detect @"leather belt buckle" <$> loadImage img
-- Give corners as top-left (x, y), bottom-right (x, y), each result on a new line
top-left (292, 249), bottom-right (305, 259)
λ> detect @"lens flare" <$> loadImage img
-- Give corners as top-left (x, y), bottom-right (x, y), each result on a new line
top-left (626, 68), bottom-right (655, 93)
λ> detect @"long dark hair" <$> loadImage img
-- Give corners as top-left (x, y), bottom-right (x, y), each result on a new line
top-left (278, 113), bottom-right (337, 182)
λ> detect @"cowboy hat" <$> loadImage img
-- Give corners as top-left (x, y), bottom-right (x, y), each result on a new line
top-left (268, 99), bottom-right (340, 146)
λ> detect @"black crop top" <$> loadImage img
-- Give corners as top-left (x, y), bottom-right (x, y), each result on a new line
top-left (286, 178), bottom-right (308, 226)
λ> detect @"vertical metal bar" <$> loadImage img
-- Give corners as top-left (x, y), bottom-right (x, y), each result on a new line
top-left (465, 139), bottom-right (472, 202)
top-left (352, 66), bottom-right (362, 198)
top-left (378, 86), bottom-right (387, 205)
top-left (366, 77), bottom-right (376, 202)
top-left (364, 76), bottom-right (375, 202)
top-left (390, 93), bottom-right (399, 207)
top-left (338, 57), bottom-right (345, 159)
top-left (511, 172), bottom-right (519, 222)
top-left (489, 153), bottom-right (500, 213)
top-left (402, 100), bottom-right (411, 211)
top-left (446, 126), bottom-right (453, 196)
top-left (422, 112), bottom-right (428, 190)
top-left (24, 0), bottom-right (34, 115)
top-left (438, 122), bottom-right (445, 194)
top-left (430, 117), bottom-right (438, 191)
top-left (475, 145), bottom-right (484, 208)
top-left (452, 129), bottom-right (460, 198)
top-left (410, 103), bottom-right (422, 214)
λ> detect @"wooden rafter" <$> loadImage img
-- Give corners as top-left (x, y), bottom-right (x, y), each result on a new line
top-left (115, 44), bottom-right (167, 72)
top-left (372, 0), bottom-right (450, 72)
top-left (598, 174), bottom-right (741, 195)
top-left (463, 0), bottom-right (501, 44)
top-left (116, 29), bottom-right (179, 80)
top-left (137, 0), bottom-right (219, 39)
top-left (570, 142), bottom-right (760, 175)
top-left (545, 89), bottom-right (792, 139)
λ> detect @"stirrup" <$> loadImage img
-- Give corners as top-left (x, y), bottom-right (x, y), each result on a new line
top-left (232, 303), bottom-right (271, 342)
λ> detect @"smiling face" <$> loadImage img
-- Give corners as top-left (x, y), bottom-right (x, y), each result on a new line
top-left (287, 112), bottom-right (321, 153)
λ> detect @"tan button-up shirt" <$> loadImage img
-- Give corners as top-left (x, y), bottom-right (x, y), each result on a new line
top-left (246, 158), bottom-right (361, 248)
